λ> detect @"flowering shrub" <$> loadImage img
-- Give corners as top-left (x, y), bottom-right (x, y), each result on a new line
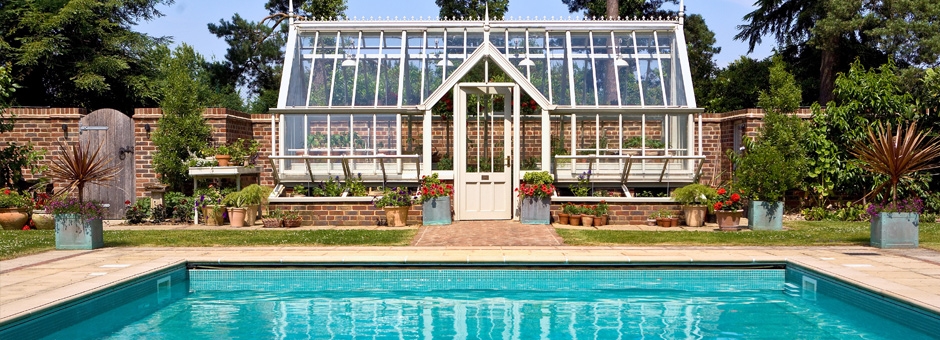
top-left (124, 199), bottom-right (150, 224)
top-left (0, 188), bottom-right (32, 209)
top-left (517, 171), bottom-right (555, 199)
top-left (33, 192), bottom-right (50, 211)
top-left (418, 173), bottom-right (453, 203)
top-left (595, 200), bottom-right (609, 216)
top-left (374, 187), bottom-right (415, 208)
top-left (867, 198), bottom-right (924, 217)
top-left (570, 171), bottom-right (591, 197)
top-left (712, 187), bottom-right (744, 211)
top-left (46, 196), bottom-right (107, 221)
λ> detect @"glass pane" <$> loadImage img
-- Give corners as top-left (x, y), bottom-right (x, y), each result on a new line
top-left (636, 32), bottom-right (664, 106)
top-left (375, 114), bottom-right (399, 153)
top-left (548, 32), bottom-right (569, 105)
top-left (524, 33), bottom-right (550, 99)
top-left (402, 33), bottom-right (424, 105)
top-left (592, 33), bottom-right (616, 106)
top-left (570, 33), bottom-right (595, 106)
top-left (620, 115), bottom-right (644, 156)
top-left (423, 32), bottom-right (445, 102)
top-left (644, 114), bottom-right (667, 156)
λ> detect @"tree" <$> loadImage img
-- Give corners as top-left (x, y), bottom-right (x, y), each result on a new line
top-left (265, 0), bottom-right (348, 20)
top-left (562, 0), bottom-right (677, 19)
top-left (152, 45), bottom-right (214, 193)
top-left (0, 0), bottom-right (173, 113)
top-left (0, 63), bottom-right (43, 190)
top-left (702, 57), bottom-right (771, 113)
top-left (737, 0), bottom-right (940, 105)
top-left (437, 0), bottom-right (509, 19)
top-left (684, 14), bottom-right (721, 108)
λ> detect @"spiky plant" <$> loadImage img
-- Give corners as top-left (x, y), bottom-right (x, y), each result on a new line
top-left (46, 141), bottom-right (122, 204)
top-left (849, 122), bottom-right (940, 204)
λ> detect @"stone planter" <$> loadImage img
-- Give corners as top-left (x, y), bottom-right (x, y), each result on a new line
top-left (870, 212), bottom-right (919, 249)
top-left (558, 213), bottom-right (570, 225)
top-left (422, 197), bottom-right (452, 225)
top-left (31, 210), bottom-right (55, 230)
top-left (683, 205), bottom-right (707, 227)
top-left (0, 207), bottom-right (30, 230)
top-left (55, 214), bottom-right (104, 250)
top-left (748, 200), bottom-right (783, 230)
top-left (384, 206), bottom-right (410, 227)
top-left (203, 205), bottom-right (225, 226)
top-left (716, 210), bottom-right (743, 231)
top-left (244, 205), bottom-right (259, 226)
top-left (520, 196), bottom-right (550, 224)
top-left (228, 208), bottom-right (247, 227)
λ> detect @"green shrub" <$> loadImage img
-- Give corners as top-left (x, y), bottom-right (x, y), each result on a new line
top-left (671, 183), bottom-right (717, 205)
top-left (123, 198), bottom-right (151, 224)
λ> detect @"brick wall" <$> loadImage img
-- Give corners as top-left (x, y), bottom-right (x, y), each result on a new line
top-left (1, 108), bottom-right (85, 193)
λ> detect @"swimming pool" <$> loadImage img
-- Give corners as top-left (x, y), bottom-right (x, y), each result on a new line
top-left (2, 264), bottom-right (938, 339)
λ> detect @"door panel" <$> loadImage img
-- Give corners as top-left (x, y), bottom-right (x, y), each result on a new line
top-left (79, 109), bottom-right (135, 219)
top-left (456, 84), bottom-right (514, 220)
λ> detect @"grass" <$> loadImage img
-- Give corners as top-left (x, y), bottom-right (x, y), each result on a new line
top-left (558, 221), bottom-right (940, 250)
top-left (0, 229), bottom-right (417, 261)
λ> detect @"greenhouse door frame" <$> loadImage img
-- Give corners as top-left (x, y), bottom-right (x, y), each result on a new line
top-left (454, 82), bottom-right (521, 221)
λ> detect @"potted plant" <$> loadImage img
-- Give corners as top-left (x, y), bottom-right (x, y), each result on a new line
top-left (0, 188), bottom-right (32, 229)
top-left (195, 186), bottom-right (225, 226)
top-left (45, 141), bottom-right (121, 249)
top-left (418, 173), bottom-right (453, 225)
top-left (222, 191), bottom-right (248, 227)
top-left (850, 122), bottom-right (940, 248)
top-left (713, 187), bottom-right (745, 231)
top-left (229, 138), bottom-right (260, 167)
top-left (654, 209), bottom-right (669, 227)
top-left (261, 209), bottom-right (283, 228)
top-left (517, 171), bottom-right (555, 224)
top-left (569, 204), bottom-right (582, 226)
top-left (580, 205), bottom-right (595, 227)
top-left (671, 183), bottom-right (716, 227)
top-left (595, 200), bottom-right (609, 226)
top-left (213, 144), bottom-right (233, 167)
top-left (569, 171), bottom-right (591, 197)
top-left (293, 184), bottom-right (306, 197)
top-left (239, 184), bottom-right (272, 226)
top-left (559, 203), bottom-right (576, 224)
top-left (30, 192), bottom-right (54, 230)
top-left (646, 212), bottom-right (657, 226)
top-left (374, 187), bottom-right (414, 227)
top-left (281, 209), bottom-right (302, 228)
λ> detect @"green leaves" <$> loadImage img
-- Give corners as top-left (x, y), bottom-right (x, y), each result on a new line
top-left (849, 121), bottom-right (940, 203)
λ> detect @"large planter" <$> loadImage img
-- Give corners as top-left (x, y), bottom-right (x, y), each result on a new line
top-left (32, 210), bottom-right (55, 230)
top-left (716, 210), bottom-right (743, 231)
top-left (748, 200), bottom-right (783, 231)
top-left (384, 206), bottom-right (410, 227)
top-left (228, 208), bottom-right (247, 227)
top-left (422, 197), bottom-right (452, 225)
top-left (55, 214), bottom-right (104, 250)
top-left (520, 196), bottom-right (550, 224)
top-left (683, 205), bottom-right (707, 227)
top-left (0, 207), bottom-right (30, 230)
top-left (871, 212), bottom-right (919, 249)
top-left (245, 205), bottom-right (259, 226)
top-left (203, 205), bottom-right (224, 226)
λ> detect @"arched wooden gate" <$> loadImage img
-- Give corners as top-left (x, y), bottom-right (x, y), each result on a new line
top-left (79, 109), bottom-right (135, 219)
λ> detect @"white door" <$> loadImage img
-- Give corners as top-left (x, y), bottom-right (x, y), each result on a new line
top-left (455, 83), bottom-right (518, 220)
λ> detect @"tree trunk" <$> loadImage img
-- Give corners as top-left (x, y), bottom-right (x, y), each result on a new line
top-left (818, 38), bottom-right (838, 105)
top-left (605, 0), bottom-right (620, 105)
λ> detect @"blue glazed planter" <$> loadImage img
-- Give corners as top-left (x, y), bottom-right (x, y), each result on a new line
top-left (748, 200), bottom-right (783, 231)
top-left (55, 214), bottom-right (104, 250)
top-left (520, 196), bottom-right (551, 225)
top-left (422, 196), bottom-right (452, 225)
top-left (871, 212), bottom-right (919, 249)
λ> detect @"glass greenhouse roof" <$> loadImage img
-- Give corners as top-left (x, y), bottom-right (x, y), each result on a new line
top-left (277, 17), bottom-right (696, 111)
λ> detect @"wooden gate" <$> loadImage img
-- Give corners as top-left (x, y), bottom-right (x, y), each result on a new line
top-left (79, 109), bottom-right (135, 219)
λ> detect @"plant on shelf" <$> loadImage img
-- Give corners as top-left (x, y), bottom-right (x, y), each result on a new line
top-left (419, 173), bottom-right (453, 225)
top-left (229, 138), bottom-right (261, 167)
top-left (345, 173), bottom-right (367, 197)
top-left (671, 183), bottom-right (717, 227)
top-left (850, 121), bottom-right (940, 248)
top-left (211, 144), bottom-right (233, 166)
top-left (569, 171), bottom-right (591, 197)
top-left (321, 176), bottom-right (344, 197)
top-left (307, 132), bottom-right (327, 148)
top-left (292, 185), bottom-right (306, 197)
top-left (45, 141), bottom-right (121, 249)
top-left (622, 136), bottom-right (665, 149)
top-left (374, 187), bottom-right (414, 227)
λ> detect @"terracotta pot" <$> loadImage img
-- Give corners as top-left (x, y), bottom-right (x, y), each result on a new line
top-left (0, 207), bottom-right (30, 230)
top-left (31, 210), bottom-right (55, 230)
top-left (597, 215), bottom-right (608, 226)
top-left (670, 217), bottom-right (679, 228)
top-left (228, 207), bottom-right (247, 227)
top-left (683, 205), bottom-right (707, 227)
top-left (716, 210), bottom-right (743, 231)
top-left (656, 218), bottom-right (666, 227)
top-left (558, 213), bottom-right (569, 224)
top-left (581, 215), bottom-right (594, 227)
top-left (384, 206), bottom-right (410, 227)
top-left (215, 154), bottom-right (232, 166)
top-left (570, 214), bottom-right (582, 226)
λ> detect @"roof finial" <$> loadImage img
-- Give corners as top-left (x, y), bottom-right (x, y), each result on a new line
top-left (679, 0), bottom-right (685, 25)
top-left (288, 0), bottom-right (294, 24)
top-left (485, 1), bottom-right (490, 23)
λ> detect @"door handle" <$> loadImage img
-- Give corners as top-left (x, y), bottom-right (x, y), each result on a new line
top-left (118, 146), bottom-right (134, 160)
top-left (505, 155), bottom-right (511, 167)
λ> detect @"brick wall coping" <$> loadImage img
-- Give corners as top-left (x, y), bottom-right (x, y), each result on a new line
top-left (269, 197), bottom-right (376, 203)
top-left (699, 108), bottom-right (813, 123)
top-left (552, 197), bottom-right (674, 203)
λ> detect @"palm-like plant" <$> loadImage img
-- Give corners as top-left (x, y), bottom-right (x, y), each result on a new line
top-left (849, 122), bottom-right (940, 204)
top-left (46, 141), bottom-right (122, 204)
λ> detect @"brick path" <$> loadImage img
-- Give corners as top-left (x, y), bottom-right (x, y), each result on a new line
top-left (411, 221), bottom-right (564, 246)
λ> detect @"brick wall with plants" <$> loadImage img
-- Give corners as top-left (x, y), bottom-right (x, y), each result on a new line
top-left (551, 202), bottom-right (682, 224)
top-left (1, 108), bottom-right (84, 192)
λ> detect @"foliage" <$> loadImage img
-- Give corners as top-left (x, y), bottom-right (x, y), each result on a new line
top-left (46, 197), bottom-right (107, 222)
top-left (801, 202), bottom-right (869, 222)
top-left (418, 173), bottom-right (453, 203)
top-left (562, 0), bottom-right (678, 19)
top-left (344, 174), bottom-right (367, 196)
top-left (373, 187), bottom-right (414, 208)
top-left (436, 0), bottom-right (508, 19)
top-left (124, 199), bottom-right (151, 225)
top-left (562, 203), bottom-right (578, 215)
top-left (713, 187), bottom-right (744, 212)
top-left (849, 122), bottom-right (940, 204)
top-left (194, 186), bottom-right (224, 209)
top-left (521, 157), bottom-right (539, 170)
top-left (1, 64), bottom-right (44, 189)
top-left (46, 141), bottom-right (121, 206)
top-left (703, 56), bottom-right (771, 113)
top-left (0, 0), bottom-right (171, 111)
top-left (163, 191), bottom-right (192, 223)
top-left (0, 188), bottom-right (32, 209)
top-left (279, 209), bottom-right (301, 221)
top-left (152, 45), bottom-right (215, 193)
top-left (622, 136), bottom-right (665, 149)
top-left (569, 171), bottom-right (592, 197)
top-left (522, 171), bottom-right (554, 185)
top-left (222, 191), bottom-right (249, 208)
top-left (594, 201), bottom-right (609, 216)
top-left (671, 183), bottom-right (717, 206)
top-left (684, 13), bottom-right (722, 108)
top-left (867, 198), bottom-right (925, 217)
top-left (518, 171), bottom-right (555, 199)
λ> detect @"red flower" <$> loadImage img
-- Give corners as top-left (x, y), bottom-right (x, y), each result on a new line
top-left (713, 202), bottom-right (723, 210)
top-left (22, 225), bottom-right (30, 230)
top-left (125, 200), bottom-right (131, 205)
top-left (3, 189), bottom-right (9, 195)
top-left (730, 193), bottom-right (740, 202)
top-left (716, 188), bottom-right (726, 195)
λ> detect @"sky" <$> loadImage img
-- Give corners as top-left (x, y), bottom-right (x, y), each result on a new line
top-left (135, 0), bottom-right (774, 67)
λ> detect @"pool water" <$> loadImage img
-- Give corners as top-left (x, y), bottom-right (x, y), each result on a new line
top-left (11, 268), bottom-right (940, 339)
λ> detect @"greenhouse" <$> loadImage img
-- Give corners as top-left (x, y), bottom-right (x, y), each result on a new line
top-left (269, 13), bottom-right (703, 220)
